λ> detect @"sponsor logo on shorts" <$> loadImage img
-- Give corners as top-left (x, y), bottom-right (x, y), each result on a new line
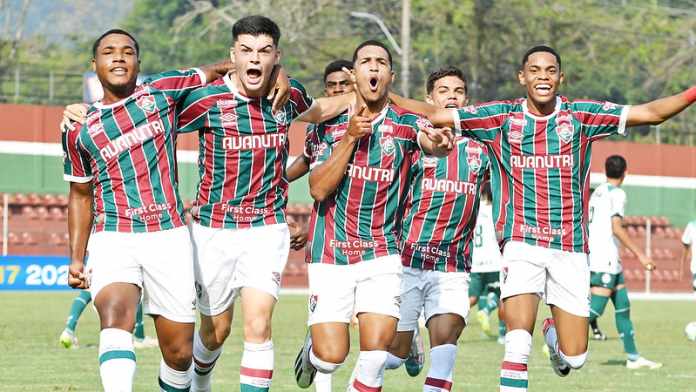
top-left (309, 294), bottom-right (318, 313)
top-left (501, 266), bottom-right (508, 284)
top-left (393, 295), bottom-right (401, 309)
top-left (272, 272), bottom-right (281, 287)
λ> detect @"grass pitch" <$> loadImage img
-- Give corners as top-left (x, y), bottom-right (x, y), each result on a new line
top-left (1, 292), bottom-right (694, 391)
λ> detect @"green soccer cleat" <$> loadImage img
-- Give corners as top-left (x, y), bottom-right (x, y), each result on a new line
top-left (405, 328), bottom-right (425, 377)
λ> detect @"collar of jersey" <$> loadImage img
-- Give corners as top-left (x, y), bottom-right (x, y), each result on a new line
top-left (93, 86), bottom-right (145, 109)
top-left (223, 72), bottom-right (252, 103)
top-left (522, 96), bottom-right (560, 121)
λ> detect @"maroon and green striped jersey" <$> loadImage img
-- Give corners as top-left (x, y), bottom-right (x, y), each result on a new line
top-left (62, 68), bottom-right (207, 233)
top-left (306, 104), bottom-right (427, 265)
top-left (400, 137), bottom-right (490, 272)
top-left (451, 96), bottom-right (629, 253)
top-left (177, 75), bottom-right (314, 228)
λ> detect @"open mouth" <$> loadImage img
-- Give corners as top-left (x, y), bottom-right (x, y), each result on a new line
top-left (246, 69), bottom-right (262, 84)
top-left (534, 83), bottom-right (552, 95)
top-left (368, 77), bottom-right (379, 92)
top-left (445, 103), bottom-right (458, 109)
top-left (111, 67), bottom-right (127, 76)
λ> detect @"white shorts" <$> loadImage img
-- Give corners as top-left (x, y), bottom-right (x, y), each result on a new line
top-left (191, 222), bottom-right (289, 316)
top-left (397, 267), bottom-right (470, 332)
top-left (501, 241), bottom-right (590, 317)
top-left (87, 226), bottom-right (196, 323)
top-left (307, 255), bottom-right (402, 326)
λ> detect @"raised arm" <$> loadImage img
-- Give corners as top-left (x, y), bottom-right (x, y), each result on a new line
top-left (389, 93), bottom-right (454, 128)
top-left (198, 59), bottom-right (235, 83)
top-left (627, 86), bottom-right (696, 126)
top-left (287, 155), bottom-right (310, 182)
top-left (67, 182), bottom-right (94, 289)
top-left (297, 92), bottom-right (355, 124)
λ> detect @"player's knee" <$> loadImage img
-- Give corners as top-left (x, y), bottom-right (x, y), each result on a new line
top-left (560, 350), bottom-right (587, 369)
top-left (312, 343), bottom-right (349, 365)
top-left (98, 302), bottom-right (136, 330)
top-left (244, 316), bottom-right (272, 342)
top-left (162, 344), bottom-right (193, 371)
top-left (199, 322), bottom-right (231, 349)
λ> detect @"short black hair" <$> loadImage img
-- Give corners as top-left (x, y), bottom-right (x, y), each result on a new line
top-left (521, 45), bottom-right (561, 69)
top-left (92, 29), bottom-right (139, 58)
top-left (353, 40), bottom-right (392, 67)
top-left (232, 15), bottom-right (281, 46)
top-left (605, 155), bottom-right (627, 179)
top-left (426, 66), bottom-right (468, 95)
top-left (323, 60), bottom-right (353, 82)
top-left (481, 180), bottom-right (492, 202)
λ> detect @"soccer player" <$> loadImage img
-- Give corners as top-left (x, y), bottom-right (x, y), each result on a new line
top-left (59, 291), bottom-right (157, 349)
top-left (382, 65), bottom-right (489, 391)
top-left (175, 16), bottom-right (354, 392)
top-left (390, 45), bottom-right (696, 391)
top-left (587, 155), bottom-right (661, 369)
top-left (293, 40), bottom-right (454, 392)
top-left (469, 181), bottom-right (507, 344)
top-left (681, 219), bottom-right (696, 292)
top-left (62, 29), bottom-right (232, 391)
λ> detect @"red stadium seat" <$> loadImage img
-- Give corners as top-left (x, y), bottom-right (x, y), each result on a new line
top-left (49, 207), bottom-right (65, 220)
top-left (27, 193), bottom-right (42, 206)
top-left (42, 194), bottom-right (58, 206)
top-left (35, 206), bottom-right (50, 220)
top-left (11, 193), bottom-right (28, 206)
top-left (49, 232), bottom-right (63, 246)
top-left (21, 205), bottom-right (38, 220)
top-left (8, 232), bottom-right (20, 245)
top-left (20, 232), bottom-right (37, 245)
top-left (56, 194), bottom-right (68, 206)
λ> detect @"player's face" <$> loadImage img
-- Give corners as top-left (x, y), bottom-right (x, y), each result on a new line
top-left (426, 76), bottom-right (468, 109)
top-left (353, 45), bottom-right (393, 104)
top-left (518, 52), bottom-right (564, 107)
top-left (92, 33), bottom-right (139, 93)
top-left (231, 34), bottom-right (280, 97)
top-left (324, 71), bottom-right (353, 97)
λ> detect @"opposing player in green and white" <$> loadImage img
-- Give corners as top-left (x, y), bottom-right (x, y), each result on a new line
top-left (391, 44), bottom-right (696, 391)
top-left (588, 155), bottom-right (661, 370)
top-left (469, 181), bottom-right (506, 344)
top-left (680, 219), bottom-right (696, 293)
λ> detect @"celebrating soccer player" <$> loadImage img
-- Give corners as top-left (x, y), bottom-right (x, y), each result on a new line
top-left (175, 16), bottom-right (353, 392)
top-left (293, 40), bottom-right (453, 392)
top-left (62, 29), bottom-right (232, 391)
top-left (391, 44), bottom-right (696, 391)
top-left (587, 155), bottom-right (661, 369)
top-left (381, 66), bottom-right (489, 391)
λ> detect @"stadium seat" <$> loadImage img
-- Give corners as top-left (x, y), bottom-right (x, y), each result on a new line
top-left (8, 232), bottom-right (20, 245)
top-left (35, 206), bottom-right (50, 220)
top-left (21, 205), bottom-right (38, 220)
top-left (626, 226), bottom-right (638, 237)
top-left (56, 194), bottom-right (68, 206)
top-left (27, 193), bottom-right (42, 206)
top-left (20, 232), bottom-right (37, 245)
top-left (11, 193), bottom-right (28, 206)
top-left (42, 194), bottom-right (58, 206)
top-left (49, 232), bottom-right (62, 246)
top-left (49, 207), bottom-right (65, 220)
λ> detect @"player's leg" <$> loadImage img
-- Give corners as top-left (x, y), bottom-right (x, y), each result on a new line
top-left (152, 316), bottom-right (195, 391)
top-left (194, 311), bottom-right (233, 391)
top-left (60, 290), bottom-right (92, 348)
top-left (468, 271), bottom-right (483, 309)
top-left (385, 267), bottom-right (424, 376)
top-left (499, 242), bottom-right (547, 392)
top-left (348, 256), bottom-right (402, 392)
top-left (589, 272), bottom-right (612, 341)
top-left (470, 272), bottom-right (491, 335)
top-left (239, 288), bottom-right (277, 391)
top-left (495, 278), bottom-right (507, 344)
top-left (132, 301), bottom-right (159, 348)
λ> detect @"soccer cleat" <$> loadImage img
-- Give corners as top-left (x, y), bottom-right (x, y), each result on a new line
top-left (497, 336), bottom-right (505, 345)
top-left (591, 326), bottom-right (607, 341)
top-left (294, 330), bottom-right (317, 388)
top-left (626, 356), bottom-right (662, 370)
top-left (477, 310), bottom-right (492, 336)
top-left (59, 329), bottom-right (79, 349)
top-left (405, 328), bottom-right (425, 377)
top-left (543, 318), bottom-right (570, 377)
top-left (133, 335), bottom-right (159, 349)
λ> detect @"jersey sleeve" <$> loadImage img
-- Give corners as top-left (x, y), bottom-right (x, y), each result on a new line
top-left (145, 68), bottom-right (207, 102)
top-left (176, 88), bottom-right (212, 134)
top-left (288, 79), bottom-right (316, 120)
top-left (572, 100), bottom-right (630, 140)
top-left (682, 223), bottom-right (694, 245)
top-left (303, 124), bottom-right (316, 159)
top-left (62, 123), bottom-right (93, 183)
top-left (609, 188), bottom-right (627, 218)
top-left (451, 101), bottom-right (512, 143)
top-left (308, 126), bottom-right (332, 170)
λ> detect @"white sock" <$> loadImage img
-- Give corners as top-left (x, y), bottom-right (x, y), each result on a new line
top-left (314, 371), bottom-right (333, 392)
top-left (158, 359), bottom-right (191, 391)
top-left (349, 350), bottom-right (388, 391)
top-left (98, 328), bottom-right (136, 392)
top-left (423, 344), bottom-right (457, 391)
top-left (309, 347), bottom-right (342, 373)
top-left (500, 329), bottom-right (531, 392)
top-left (191, 332), bottom-right (222, 392)
top-left (559, 350), bottom-right (588, 369)
top-left (240, 341), bottom-right (274, 391)
top-left (384, 352), bottom-right (406, 370)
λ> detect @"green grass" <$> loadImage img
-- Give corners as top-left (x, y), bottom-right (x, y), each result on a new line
top-left (1, 292), bottom-right (695, 391)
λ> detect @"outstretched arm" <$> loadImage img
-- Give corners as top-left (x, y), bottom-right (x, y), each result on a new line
top-left (198, 59), bottom-right (235, 82)
top-left (389, 93), bottom-right (454, 128)
top-left (297, 92), bottom-right (355, 124)
top-left (627, 86), bottom-right (696, 126)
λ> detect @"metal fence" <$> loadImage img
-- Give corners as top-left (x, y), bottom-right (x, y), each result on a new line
top-left (0, 64), bottom-right (83, 105)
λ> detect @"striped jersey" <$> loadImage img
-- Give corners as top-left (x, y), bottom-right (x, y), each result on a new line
top-left (306, 104), bottom-right (426, 265)
top-left (471, 202), bottom-right (504, 273)
top-left (177, 74), bottom-right (314, 228)
top-left (400, 137), bottom-right (489, 272)
top-left (452, 96), bottom-right (629, 253)
top-left (62, 68), bottom-right (207, 233)
top-left (588, 183), bottom-right (626, 273)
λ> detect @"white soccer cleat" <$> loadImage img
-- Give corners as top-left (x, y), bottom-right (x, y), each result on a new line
top-left (626, 356), bottom-right (662, 370)
top-left (133, 335), bottom-right (159, 349)
top-left (543, 318), bottom-right (570, 377)
top-left (59, 329), bottom-right (79, 349)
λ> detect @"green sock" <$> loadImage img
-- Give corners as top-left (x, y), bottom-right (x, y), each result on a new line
top-left (589, 294), bottom-right (609, 322)
top-left (133, 302), bottom-right (145, 340)
top-left (66, 290), bottom-right (92, 332)
top-left (478, 295), bottom-right (489, 314)
top-left (498, 319), bottom-right (507, 337)
top-left (487, 292), bottom-right (500, 312)
top-left (612, 287), bottom-right (638, 360)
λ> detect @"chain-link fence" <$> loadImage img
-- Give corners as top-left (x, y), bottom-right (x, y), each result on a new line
top-left (0, 64), bottom-right (83, 105)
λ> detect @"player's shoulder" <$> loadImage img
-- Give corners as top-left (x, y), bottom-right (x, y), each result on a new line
top-left (289, 78), bottom-right (306, 90)
top-left (388, 103), bottom-right (430, 129)
top-left (181, 79), bottom-right (229, 107)
top-left (607, 184), bottom-right (626, 198)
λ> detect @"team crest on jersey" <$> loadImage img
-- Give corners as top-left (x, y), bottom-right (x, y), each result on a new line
top-left (136, 94), bottom-right (156, 113)
top-left (380, 136), bottom-right (396, 155)
top-left (556, 114), bottom-right (574, 144)
top-left (466, 147), bottom-right (482, 173)
top-left (602, 101), bottom-right (618, 111)
top-left (273, 110), bottom-right (287, 125)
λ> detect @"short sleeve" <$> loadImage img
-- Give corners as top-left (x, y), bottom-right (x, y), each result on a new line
top-left (62, 123), bottom-right (93, 183)
top-left (303, 125), bottom-right (316, 159)
top-left (609, 188), bottom-right (626, 218)
top-left (308, 127), bottom-right (332, 170)
top-left (145, 68), bottom-right (207, 102)
top-left (572, 100), bottom-right (630, 140)
top-left (683, 223), bottom-right (694, 245)
top-left (451, 101), bottom-right (512, 143)
top-left (288, 79), bottom-right (315, 120)
top-left (177, 87), bottom-right (212, 134)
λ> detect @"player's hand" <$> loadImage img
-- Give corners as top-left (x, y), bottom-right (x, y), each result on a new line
top-left (68, 259), bottom-right (90, 289)
top-left (420, 123), bottom-right (454, 153)
top-left (341, 66), bottom-right (357, 91)
top-left (639, 255), bottom-right (656, 271)
top-left (60, 103), bottom-right (89, 132)
top-left (346, 105), bottom-right (372, 142)
top-left (268, 65), bottom-right (290, 114)
top-left (288, 220), bottom-right (308, 250)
